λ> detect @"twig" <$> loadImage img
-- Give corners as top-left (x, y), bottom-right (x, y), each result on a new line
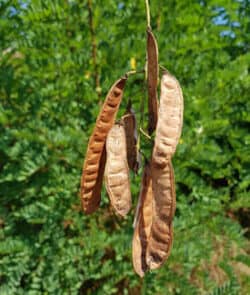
top-left (139, 127), bottom-right (152, 140)
top-left (125, 69), bottom-right (145, 78)
top-left (145, 0), bottom-right (151, 29)
top-left (159, 64), bottom-right (168, 73)
top-left (137, 1), bottom-right (152, 154)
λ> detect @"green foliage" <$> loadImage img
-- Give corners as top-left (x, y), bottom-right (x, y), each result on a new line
top-left (0, 0), bottom-right (249, 294)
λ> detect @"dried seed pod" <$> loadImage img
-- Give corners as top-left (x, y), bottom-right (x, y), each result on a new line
top-left (152, 71), bottom-right (183, 168)
top-left (146, 160), bottom-right (176, 270)
top-left (132, 162), bottom-right (153, 277)
top-left (81, 77), bottom-right (127, 214)
top-left (147, 27), bottom-right (159, 135)
top-left (105, 123), bottom-right (131, 217)
top-left (121, 103), bottom-right (139, 173)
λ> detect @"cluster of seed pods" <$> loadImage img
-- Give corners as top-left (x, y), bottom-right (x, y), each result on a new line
top-left (80, 27), bottom-right (183, 277)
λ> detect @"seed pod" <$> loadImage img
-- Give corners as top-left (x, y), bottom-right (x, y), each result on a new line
top-left (147, 27), bottom-right (159, 135)
top-left (105, 123), bottom-right (131, 217)
top-left (152, 71), bottom-right (183, 168)
top-left (132, 162), bottom-right (153, 277)
top-left (146, 160), bottom-right (176, 270)
top-left (81, 77), bottom-right (127, 214)
top-left (121, 103), bottom-right (139, 173)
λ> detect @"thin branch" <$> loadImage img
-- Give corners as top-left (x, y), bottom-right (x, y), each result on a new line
top-left (145, 0), bottom-right (151, 29)
top-left (138, 1), bottom-right (152, 154)
top-left (125, 69), bottom-right (145, 78)
top-left (138, 80), bottom-right (147, 149)
top-left (159, 64), bottom-right (169, 74)
top-left (139, 127), bottom-right (152, 141)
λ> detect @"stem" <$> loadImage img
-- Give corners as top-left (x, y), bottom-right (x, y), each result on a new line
top-left (87, 0), bottom-right (101, 97)
top-left (145, 0), bottom-right (151, 29)
top-left (137, 80), bottom-right (146, 156)
top-left (137, 0), bottom-right (151, 156)
top-left (159, 64), bottom-right (169, 73)
top-left (125, 69), bottom-right (145, 78)
top-left (139, 127), bottom-right (152, 141)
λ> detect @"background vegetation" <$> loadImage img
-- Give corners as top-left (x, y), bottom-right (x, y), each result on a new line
top-left (0, 0), bottom-right (249, 294)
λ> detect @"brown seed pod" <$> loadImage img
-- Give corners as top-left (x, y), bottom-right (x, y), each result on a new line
top-left (121, 103), bottom-right (139, 173)
top-left (152, 71), bottom-right (183, 168)
top-left (81, 77), bottom-right (127, 214)
top-left (146, 160), bottom-right (176, 270)
top-left (132, 162), bottom-right (153, 277)
top-left (105, 123), bottom-right (131, 217)
top-left (147, 27), bottom-right (159, 135)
